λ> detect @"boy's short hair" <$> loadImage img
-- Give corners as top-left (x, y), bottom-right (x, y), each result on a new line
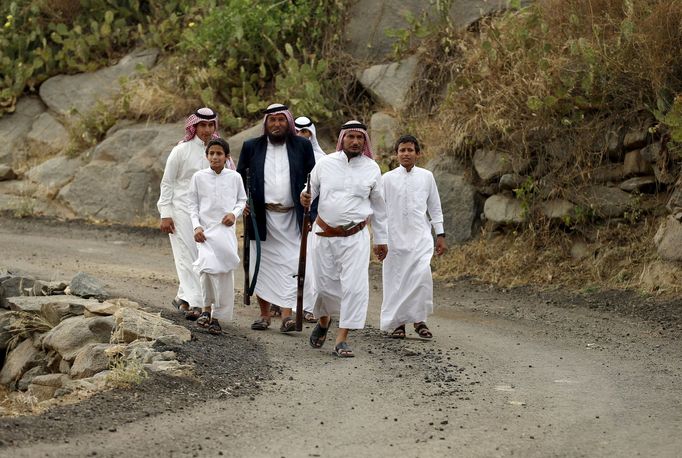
top-left (205, 138), bottom-right (230, 156)
top-left (394, 134), bottom-right (421, 153)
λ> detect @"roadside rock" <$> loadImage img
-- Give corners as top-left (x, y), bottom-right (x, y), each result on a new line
top-left (639, 260), bottom-right (682, 292)
top-left (619, 176), bottom-right (657, 194)
top-left (25, 155), bottom-right (85, 199)
top-left (357, 56), bottom-right (419, 111)
top-left (484, 194), bottom-right (526, 225)
top-left (0, 96), bottom-right (46, 167)
top-left (17, 365), bottom-right (48, 391)
top-left (6, 295), bottom-right (93, 315)
top-left (654, 215), bottom-right (682, 262)
top-left (580, 185), bottom-right (632, 218)
top-left (70, 343), bottom-right (113, 379)
top-left (42, 315), bottom-right (115, 361)
top-left (39, 48), bottom-right (159, 117)
top-left (28, 373), bottom-right (72, 401)
top-left (227, 124), bottom-right (262, 163)
top-left (623, 150), bottom-right (653, 177)
top-left (623, 127), bottom-right (649, 150)
top-left (40, 300), bottom-right (88, 326)
top-left (69, 272), bottom-right (109, 300)
top-left (112, 307), bottom-right (192, 344)
top-left (0, 338), bottom-right (44, 387)
top-left (499, 173), bottom-right (525, 191)
top-left (0, 165), bottom-right (16, 181)
top-left (369, 112), bottom-right (399, 155)
top-left (25, 112), bottom-right (71, 156)
top-left (540, 199), bottom-right (575, 221)
top-left (430, 159), bottom-right (478, 242)
top-left (591, 164), bottom-right (623, 184)
top-left (473, 149), bottom-right (513, 182)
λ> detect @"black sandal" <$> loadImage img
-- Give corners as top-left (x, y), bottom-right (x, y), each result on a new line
top-left (196, 312), bottom-right (211, 328)
top-left (309, 319), bottom-right (332, 348)
top-left (303, 312), bottom-right (317, 323)
top-left (414, 322), bottom-right (433, 339)
top-left (333, 341), bottom-right (355, 358)
top-left (390, 324), bottom-right (406, 339)
top-left (208, 319), bottom-right (222, 335)
top-left (185, 307), bottom-right (202, 321)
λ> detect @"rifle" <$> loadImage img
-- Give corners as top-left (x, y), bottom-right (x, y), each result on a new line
top-left (242, 169), bottom-right (260, 305)
top-left (295, 174), bottom-right (312, 332)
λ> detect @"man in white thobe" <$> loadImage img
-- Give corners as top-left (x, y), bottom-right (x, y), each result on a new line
top-left (157, 108), bottom-right (222, 319)
top-left (188, 138), bottom-right (246, 333)
top-left (301, 120), bottom-right (388, 358)
top-left (381, 135), bottom-right (447, 339)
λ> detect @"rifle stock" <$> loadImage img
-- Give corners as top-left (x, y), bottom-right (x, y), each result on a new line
top-left (295, 174), bottom-right (312, 332)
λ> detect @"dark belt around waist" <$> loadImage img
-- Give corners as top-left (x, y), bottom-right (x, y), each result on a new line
top-left (315, 216), bottom-right (367, 237)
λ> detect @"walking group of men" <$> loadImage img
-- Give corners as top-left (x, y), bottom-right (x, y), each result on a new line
top-left (157, 104), bottom-right (447, 357)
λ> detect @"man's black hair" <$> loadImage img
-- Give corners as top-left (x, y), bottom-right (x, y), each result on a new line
top-left (205, 137), bottom-right (230, 156)
top-left (394, 134), bottom-right (421, 153)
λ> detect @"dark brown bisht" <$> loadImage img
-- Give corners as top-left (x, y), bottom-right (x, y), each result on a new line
top-left (296, 174), bottom-right (312, 331)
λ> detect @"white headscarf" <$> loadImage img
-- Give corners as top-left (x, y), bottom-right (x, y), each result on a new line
top-left (294, 116), bottom-right (326, 160)
top-left (262, 103), bottom-right (296, 136)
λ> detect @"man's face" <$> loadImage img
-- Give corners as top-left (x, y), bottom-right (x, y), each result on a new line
top-left (396, 142), bottom-right (419, 169)
top-left (207, 144), bottom-right (227, 172)
top-left (196, 121), bottom-right (216, 144)
top-left (297, 129), bottom-right (313, 139)
top-left (342, 131), bottom-right (365, 157)
top-left (265, 113), bottom-right (289, 142)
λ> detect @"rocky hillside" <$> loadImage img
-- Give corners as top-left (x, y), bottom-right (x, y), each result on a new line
top-left (2, 0), bottom-right (682, 292)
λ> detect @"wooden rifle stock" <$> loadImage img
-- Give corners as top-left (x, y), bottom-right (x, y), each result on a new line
top-left (295, 174), bottom-right (312, 331)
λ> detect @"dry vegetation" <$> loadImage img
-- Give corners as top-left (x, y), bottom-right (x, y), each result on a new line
top-left (406, 0), bottom-right (682, 292)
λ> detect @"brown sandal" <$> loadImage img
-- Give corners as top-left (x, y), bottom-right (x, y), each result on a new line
top-left (250, 317), bottom-right (271, 330)
top-left (208, 319), bottom-right (222, 335)
top-left (414, 322), bottom-right (433, 339)
top-left (390, 324), bottom-right (406, 339)
top-left (280, 316), bottom-right (296, 333)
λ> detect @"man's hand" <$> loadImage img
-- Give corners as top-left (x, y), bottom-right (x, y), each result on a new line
top-left (373, 244), bottom-right (388, 261)
top-left (243, 203), bottom-right (250, 217)
top-left (194, 227), bottom-right (206, 243)
top-left (222, 213), bottom-right (236, 226)
top-left (300, 191), bottom-right (312, 208)
top-left (435, 236), bottom-right (448, 256)
top-left (160, 217), bottom-right (175, 234)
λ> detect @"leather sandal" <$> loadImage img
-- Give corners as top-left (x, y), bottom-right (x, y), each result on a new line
top-left (250, 317), bottom-right (271, 330)
top-left (280, 316), bottom-right (296, 333)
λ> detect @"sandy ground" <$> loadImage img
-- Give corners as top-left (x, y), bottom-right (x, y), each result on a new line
top-left (0, 216), bottom-right (681, 457)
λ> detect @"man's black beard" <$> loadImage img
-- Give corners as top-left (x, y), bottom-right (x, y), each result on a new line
top-left (267, 131), bottom-right (288, 144)
top-left (343, 149), bottom-right (362, 158)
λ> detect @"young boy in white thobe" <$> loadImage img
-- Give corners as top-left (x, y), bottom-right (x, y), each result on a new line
top-left (380, 135), bottom-right (447, 339)
top-left (188, 138), bottom-right (246, 334)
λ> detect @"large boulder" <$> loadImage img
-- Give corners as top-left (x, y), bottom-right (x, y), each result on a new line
top-left (0, 97), bottom-right (46, 167)
top-left (540, 199), bottom-right (575, 221)
top-left (5, 295), bottom-right (93, 315)
top-left (39, 48), bottom-right (159, 117)
top-left (429, 158), bottom-right (478, 243)
top-left (57, 122), bottom-right (179, 223)
top-left (112, 307), bottom-right (192, 344)
top-left (42, 315), bottom-right (115, 361)
top-left (344, 0), bottom-right (525, 59)
top-left (623, 149), bottom-right (653, 177)
top-left (619, 176), bottom-right (657, 194)
top-left (357, 55), bottom-right (419, 111)
top-left (28, 373), bottom-right (72, 401)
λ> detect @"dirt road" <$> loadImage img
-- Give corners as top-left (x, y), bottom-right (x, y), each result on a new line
top-left (0, 217), bottom-right (680, 457)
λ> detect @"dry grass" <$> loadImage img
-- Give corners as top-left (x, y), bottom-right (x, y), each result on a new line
top-left (408, 1), bottom-right (682, 185)
top-left (433, 216), bottom-right (667, 293)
